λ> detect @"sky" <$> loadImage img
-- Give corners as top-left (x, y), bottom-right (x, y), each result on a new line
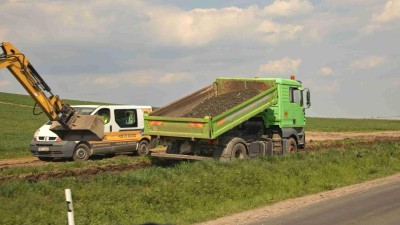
top-left (0, 0), bottom-right (399, 118)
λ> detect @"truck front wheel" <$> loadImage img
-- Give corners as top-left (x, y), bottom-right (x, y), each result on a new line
top-left (287, 138), bottom-right (297, 153)
top-left (137, 140), bottom-right (150, 156)
top-left (73, 143), bottom-right (90, 161)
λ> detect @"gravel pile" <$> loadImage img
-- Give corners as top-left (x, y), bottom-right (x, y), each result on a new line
top-left (183, 89), bottom-right (261, 118)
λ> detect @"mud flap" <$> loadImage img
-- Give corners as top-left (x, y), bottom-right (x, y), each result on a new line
top-left (50, 115), bottom-right (104, 141)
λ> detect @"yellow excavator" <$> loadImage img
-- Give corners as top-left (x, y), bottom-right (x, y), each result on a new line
top-left (0, 42), bottom-right (104, 141)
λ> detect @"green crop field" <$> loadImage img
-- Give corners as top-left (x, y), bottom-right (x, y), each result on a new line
top-left (307, 117), bottom-right (400, 132)
top-left (0, 92), bottom-right (108, 159)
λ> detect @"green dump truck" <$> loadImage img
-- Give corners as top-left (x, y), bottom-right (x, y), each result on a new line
top-left (144, 77), bottom-right (311, 161)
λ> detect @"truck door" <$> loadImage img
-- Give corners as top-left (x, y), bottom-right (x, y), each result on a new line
top-left (289, 87), bottom-right (305, 127)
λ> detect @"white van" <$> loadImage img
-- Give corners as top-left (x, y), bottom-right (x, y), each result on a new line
top-left (30, 105), bottom-right (152, 161)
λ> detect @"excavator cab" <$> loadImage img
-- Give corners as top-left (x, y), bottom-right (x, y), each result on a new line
top-left (0, 42), bottom-right (104, 141)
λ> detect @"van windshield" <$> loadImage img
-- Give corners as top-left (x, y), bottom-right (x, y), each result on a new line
top-left (73, 107), bottom-right (97, 115)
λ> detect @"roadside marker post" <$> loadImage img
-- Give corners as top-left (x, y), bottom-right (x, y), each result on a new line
top-left (65, 189), bottom-right (75, 225)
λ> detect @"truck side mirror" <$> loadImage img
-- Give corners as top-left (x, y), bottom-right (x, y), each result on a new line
top-left (305, 88), bottom-right (311, 109)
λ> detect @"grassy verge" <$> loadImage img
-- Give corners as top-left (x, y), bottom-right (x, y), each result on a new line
top-left (307, 117), bottom-right (400, 132)
top-left (1, 140), bottom-right (400, 225)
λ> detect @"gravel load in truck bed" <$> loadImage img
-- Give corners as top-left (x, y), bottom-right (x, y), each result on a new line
top-left (183, 89), bottom-right (261, 118)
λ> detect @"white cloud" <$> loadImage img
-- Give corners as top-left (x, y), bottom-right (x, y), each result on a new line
top-left (92, 71), bottom-right (192, 87)
top-left (146, 5), bottom-right (304, 46)
top-left (320, 67), bottom-right (333, 76)
top-left (257, 20), bottom-right (303, 44)
top-left (0, 1), bottom-right (119, 44)
top-left (363, 0), bottom-right (400, 33)
top-left (159, 73), bottom-right (191, 84)
top-left (263, 0), bottom-right (313, 17)
top-left (372, 0), bottom-right (400, 23)
top-left (257, 57), bottom-right (301, 76)
top-left (350, 56), bottom-right (386, 70)
top-left (0, 1), bottom-right (304, 47)
top-left (0, 80), bottom-right (11, 86)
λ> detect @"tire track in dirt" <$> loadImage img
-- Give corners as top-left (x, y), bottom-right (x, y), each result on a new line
top-left (0, 157), bottom-right (44, 169)
top-left (0, 101), bottom-right (33, 108)
top-left (0, 161), bottom-right (151, 182)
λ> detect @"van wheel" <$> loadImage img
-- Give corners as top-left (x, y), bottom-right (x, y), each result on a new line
top-left (287, 138), bottom-right (297, 153)
top-left (137, 140), bottom-right (150, 156)
top-left (73, 144), bottom-right (90, 161)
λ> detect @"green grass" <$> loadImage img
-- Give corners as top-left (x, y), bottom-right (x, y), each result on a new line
top-left (0, 141), bottom-right (400, 225)
top-left (0, 92), bottom-right (108, 159)
top-left (307, 117), bottom-right (400, 132)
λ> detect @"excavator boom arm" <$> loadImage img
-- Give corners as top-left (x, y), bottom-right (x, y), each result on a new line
top-left (0, 42), bottom-right (104, 141)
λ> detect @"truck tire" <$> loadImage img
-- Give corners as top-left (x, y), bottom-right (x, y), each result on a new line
top-left (137, 140), bottom-right (150, 156)
top-left (287, 137), bottom-right (297, 153)
top-left (73, 143), bottom-right (90, 161)
top-left (166, 141), bottom-right (180, 154)
top-left (220, 137), bottom-right (248, 162)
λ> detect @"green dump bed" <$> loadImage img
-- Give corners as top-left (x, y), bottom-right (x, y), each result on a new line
top-left (144, 78), bottom-right (278, 140)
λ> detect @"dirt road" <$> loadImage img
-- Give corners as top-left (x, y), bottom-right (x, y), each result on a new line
top-left (1, 131), bottom-right (399, 168)
top-left (306, 131), bottom-right (400, 142)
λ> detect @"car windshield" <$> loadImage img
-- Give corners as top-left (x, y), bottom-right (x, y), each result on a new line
top-left (73, 107), bottom-right (97, 115)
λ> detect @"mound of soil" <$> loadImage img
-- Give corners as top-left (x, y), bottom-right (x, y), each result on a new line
top-left (183, 89), bottom-right (261, 118)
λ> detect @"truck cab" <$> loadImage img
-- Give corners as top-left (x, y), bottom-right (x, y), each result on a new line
top-left (30, 105), bottom-right (152, 161)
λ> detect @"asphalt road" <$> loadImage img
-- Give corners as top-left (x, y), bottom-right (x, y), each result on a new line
top-left (247, 181), bottom-right (400, 225)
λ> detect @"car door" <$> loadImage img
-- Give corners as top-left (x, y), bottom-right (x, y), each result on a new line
top-left (113, 108), bottom-right (139, 152)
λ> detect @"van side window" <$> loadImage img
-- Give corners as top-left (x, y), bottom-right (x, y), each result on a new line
top-left (95, 108), bottom-right (111, 124)
top-left (290, 88), bottom-right (303, 106)
top-left (115, 109), bottom-right (137, 128)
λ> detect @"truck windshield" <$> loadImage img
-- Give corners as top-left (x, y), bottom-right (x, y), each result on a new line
top-left (73, 107), bottom-right (97, 115)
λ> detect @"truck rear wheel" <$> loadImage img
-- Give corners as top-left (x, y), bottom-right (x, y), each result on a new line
top-left (219, 137), bottom-right (248, 162)
top-left (287, 138), bottom-right (297, 153)
top-left (73, 143), bottom-right (90, 161)
top-left (137, 140), bottom-right (150, 156)
top-left (232, 142), bottom-right (247, 160)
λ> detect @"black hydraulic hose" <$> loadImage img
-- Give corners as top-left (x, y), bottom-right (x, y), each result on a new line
top-left (32, 102), bottom-right (44, 116)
